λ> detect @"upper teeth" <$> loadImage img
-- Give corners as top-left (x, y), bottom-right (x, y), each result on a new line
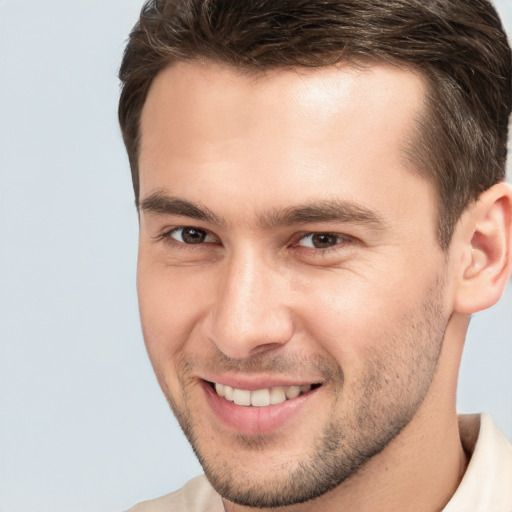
top-left (214, 383), bottom-right (312, 407)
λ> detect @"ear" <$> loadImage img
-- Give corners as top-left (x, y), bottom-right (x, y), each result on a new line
top-left (454, 181), bottom-right (512, 315)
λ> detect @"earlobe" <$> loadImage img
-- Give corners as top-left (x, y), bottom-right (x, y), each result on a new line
top-left (454, 182), bottom-right (512, 315)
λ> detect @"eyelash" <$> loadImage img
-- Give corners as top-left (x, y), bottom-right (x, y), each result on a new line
top-left (293, 232), bottom-right (354, 251)
top-left (156, 227), bottom-right (354, 254)
top-left (156, 227), bottom-right (219, 248)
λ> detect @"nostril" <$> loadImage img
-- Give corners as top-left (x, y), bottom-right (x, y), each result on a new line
top-left (248, 342), bottom-right (288, 357)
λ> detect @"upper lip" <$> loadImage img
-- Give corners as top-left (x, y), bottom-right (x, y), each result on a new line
top-left (199, 374), bottom-right (322, 391)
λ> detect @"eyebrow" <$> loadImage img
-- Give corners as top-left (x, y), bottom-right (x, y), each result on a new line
top-left (139, 192), bottom-right (386, 230)
top-left (139, 192), bottom-right (226, 225)
top-left (261, 200), bottom-right (386, 230)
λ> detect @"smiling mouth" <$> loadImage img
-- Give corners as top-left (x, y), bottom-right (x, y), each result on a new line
top-left (207, 381), bottom-right (322, 407)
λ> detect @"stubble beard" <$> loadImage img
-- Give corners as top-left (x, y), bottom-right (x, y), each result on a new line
top-left (153, 282), bottom-right (448, 508)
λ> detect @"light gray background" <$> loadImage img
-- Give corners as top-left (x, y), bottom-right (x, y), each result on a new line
top-left (0, 1), bottom-right (511, 511)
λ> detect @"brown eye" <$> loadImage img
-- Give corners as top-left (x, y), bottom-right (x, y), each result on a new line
top-left (171, 227), bottom-right (211, 244)
top-left (312, 234), bottom-right (339, 248)
top-left (299, 233), bottom-right (343, 249)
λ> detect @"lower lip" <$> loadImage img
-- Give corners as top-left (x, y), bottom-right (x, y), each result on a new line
top-left (202, 382), bottom-right (317, 435)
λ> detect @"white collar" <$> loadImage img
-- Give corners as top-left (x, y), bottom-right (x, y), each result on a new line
top-left (443, 413), bottom-right (512, 511)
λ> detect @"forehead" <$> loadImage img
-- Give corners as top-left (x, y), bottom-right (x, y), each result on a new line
top-left (140, 60), bottom-right (427, 149)
top-left (138, 61), bottom-right (432, 226)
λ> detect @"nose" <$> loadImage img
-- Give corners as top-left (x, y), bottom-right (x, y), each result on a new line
top-left (206, 250), bottom-right (295, 360)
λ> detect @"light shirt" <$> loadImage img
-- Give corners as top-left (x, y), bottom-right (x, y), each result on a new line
top-left (126, 474), bottom-right (223, 512)
top-left (444, 413), bottom-right (512, 511)
top-left (127, 413), bottom-right (512, 512)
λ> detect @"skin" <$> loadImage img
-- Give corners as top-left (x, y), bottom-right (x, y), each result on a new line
top-left (136, 62), bottom-right (510, 511)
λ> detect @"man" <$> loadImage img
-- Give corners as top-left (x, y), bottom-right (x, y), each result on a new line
top-left (118, 0), bottom-right (512, 510)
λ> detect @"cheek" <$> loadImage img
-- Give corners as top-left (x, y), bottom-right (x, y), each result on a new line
top-left (137, 266), bottom-right (207, 409)
top-left (136, 259), bottom-right (211, 363)
top-left (292, 267), bottom-right (434, 368)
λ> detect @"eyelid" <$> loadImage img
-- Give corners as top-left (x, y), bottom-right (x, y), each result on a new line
top-left (155, 226), bottom-right (219, 245)
top-left (153, 226), bottom-right (355, 253)
top-left (176, 227), bottom-right (214, 243)
top-left (294, 231), bottom-right (355, 249)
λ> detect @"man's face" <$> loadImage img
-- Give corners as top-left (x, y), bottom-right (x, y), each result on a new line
top-left (137, 62), bottom-right (452, 508)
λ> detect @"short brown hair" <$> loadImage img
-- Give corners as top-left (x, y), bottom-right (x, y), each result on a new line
top-left (118, 0), bottom-right (511, 249)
